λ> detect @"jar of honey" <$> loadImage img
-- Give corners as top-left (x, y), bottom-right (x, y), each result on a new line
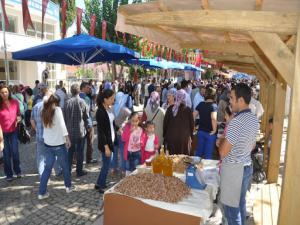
top-left (163, 150), bottom-right (173, 177)
top-left (152, 145), bottom-right (166, 174)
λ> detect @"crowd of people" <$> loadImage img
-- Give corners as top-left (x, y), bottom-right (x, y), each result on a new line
top-left (0, 74), bottom-right (264, 225)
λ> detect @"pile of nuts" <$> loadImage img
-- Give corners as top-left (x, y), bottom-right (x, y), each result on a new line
top-left (114, 173), bottom-right (191, 203)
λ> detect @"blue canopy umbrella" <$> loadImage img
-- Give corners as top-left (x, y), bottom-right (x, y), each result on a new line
top-left (12, 34), bottom-right (140, 65)
top-left (126, 58), bottom-right (163, 69)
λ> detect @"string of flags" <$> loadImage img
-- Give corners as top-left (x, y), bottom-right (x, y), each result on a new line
top-left (0, 0), bottom-right (206, 66)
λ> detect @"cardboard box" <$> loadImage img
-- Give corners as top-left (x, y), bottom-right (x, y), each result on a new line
top-left (104, 193), bottom-right (202, 225)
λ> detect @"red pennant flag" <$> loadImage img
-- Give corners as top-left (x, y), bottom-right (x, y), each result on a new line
top-left (147, 42), bottom-right (151, 52)
top-left (76, 7), bottom-right (82, 35)
top-left (161, 46), bottom-right (165, 58)
top-left (0, 0), bottom-right (9, 29)
top-left (22, 0), bottom-right (35, 32)
top-left (122, 32), bottom-right (126, 44)
top-left (142, 44), bottom-right (145, 57)
top-left (152, 43), bottom-right (156, 57)
top-left (89, 14), bottom-right (96, 36)
top-left (185, 51), bottom-right (189, 63)
top-left (115, 30), bottom-right (119, 40)
top-left (42, 0), bottom-right (49, 39)
top-left (102, 20), bottom-right (107, 40)
top-left (174, 51), bottom-right (177, 61)
top-left (195, 52), bottom-right (202, 67)
top-left (61, 0), bottom-right (67, 38)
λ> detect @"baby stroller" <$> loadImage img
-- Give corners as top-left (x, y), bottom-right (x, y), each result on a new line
top-left (251, 143), bottom-right (266, 183)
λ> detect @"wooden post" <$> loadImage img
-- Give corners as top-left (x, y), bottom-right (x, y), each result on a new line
top-left (259, 79), bottom-right (267, 133)
top-left (263, 82), bottom-right (275, 172)
top-left (278, 17), bottom-right (300, 225)
top-left (267, 80), bottom-right (286, 183)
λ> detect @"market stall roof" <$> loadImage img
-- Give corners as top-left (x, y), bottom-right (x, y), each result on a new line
top-left (116, 0), bottom-right (298, 85)
top-left (116, 1), bottom-right (300, 225)
top-left (12, 34), bottom-right (140, 65)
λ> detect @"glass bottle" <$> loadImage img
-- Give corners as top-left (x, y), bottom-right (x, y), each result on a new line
top-left (163, 149), bottom-right (173, 177)
top-left (152, 151), bottom-right (161, 174)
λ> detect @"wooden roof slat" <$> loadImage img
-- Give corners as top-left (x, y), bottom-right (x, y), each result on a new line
top-left (126, 10), bottom-right (298, 34)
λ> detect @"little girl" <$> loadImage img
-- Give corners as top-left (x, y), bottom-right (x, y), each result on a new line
top-left (122, 112), bottom-right (143, 173)
top-left (141, 121), bottom-right (159, 163)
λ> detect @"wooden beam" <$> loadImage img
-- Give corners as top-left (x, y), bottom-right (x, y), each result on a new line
top-left (181, 41), bottom-right (254, 56)
top-left (126, 10), bottom-right (298, 34)
top-left (267, 81), bottom-right (286, 183)
top-left (250, 32), bottom-right (295, 86)
top-left (203, 54), bottom-right (255, 64)
top-left (278, 17), bottom-right (300, 225)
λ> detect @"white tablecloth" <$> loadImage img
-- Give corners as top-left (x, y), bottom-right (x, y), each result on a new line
top-left (105, 159), bottom-right (220, 224)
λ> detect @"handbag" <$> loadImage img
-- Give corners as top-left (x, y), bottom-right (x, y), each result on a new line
top-left (18, 121), bottom-right (31, 144)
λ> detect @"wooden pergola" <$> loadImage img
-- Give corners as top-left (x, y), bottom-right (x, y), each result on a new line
top-left (116, 1), bottom-right (300, 224)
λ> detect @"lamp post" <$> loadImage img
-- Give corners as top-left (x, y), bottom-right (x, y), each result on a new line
top-left (0, 1), bottom-right (10, 85)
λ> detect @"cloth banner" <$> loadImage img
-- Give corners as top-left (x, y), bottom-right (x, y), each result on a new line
top-left (122, 32), bottom-right (127, 44)
top-left (22, 0), bottom-right (34, 32)
top-left (0, 0), bottom-right (9, 29)
top-left (76, 7), bottom-right (82, 35)
top-left (102, 20), bottom-right (107, 40)
top-left (42, 0), bottom-right (49, 39)
top-left (89, 14), bottom-right (96, 36)
top-left (61, 0), bottom-right (67, 38)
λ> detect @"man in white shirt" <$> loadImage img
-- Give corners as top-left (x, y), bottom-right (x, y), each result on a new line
top-left (249, 90), bottom-right (264, 119)
top-left (193, 85), bottom-right (206, 111)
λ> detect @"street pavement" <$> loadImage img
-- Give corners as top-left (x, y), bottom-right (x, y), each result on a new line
top-left (0, 133), bottom-right (121, 225)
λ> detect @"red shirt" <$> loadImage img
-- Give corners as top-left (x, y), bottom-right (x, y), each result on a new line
top-left (0, 99), bottom-right (20, 133)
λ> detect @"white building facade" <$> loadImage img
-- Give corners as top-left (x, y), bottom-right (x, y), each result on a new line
top-left (0, 0), bottom-right (64, 87)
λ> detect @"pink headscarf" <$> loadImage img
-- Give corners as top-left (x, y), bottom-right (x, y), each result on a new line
top-left (172, 89), bottom-right (187, 117)
top-left (147, 91), bottom-right (160, 113)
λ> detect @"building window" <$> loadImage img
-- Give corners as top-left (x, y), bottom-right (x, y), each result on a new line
top-left (26, 21), bottom-right (55, 40)
top-left (0, 60), bottom-right (18, 81)
top-left (0, 15), bottom-right (17, 33)
top-left (46, 63), bottom-right (57, 89)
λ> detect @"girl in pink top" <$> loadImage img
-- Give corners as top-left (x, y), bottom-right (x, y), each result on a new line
top-left (141, 121), bottom-right (159, 164)
top-left (121, 112), bottom-right (143, 172)
top-left (0, 86), bottom-right (22, 181)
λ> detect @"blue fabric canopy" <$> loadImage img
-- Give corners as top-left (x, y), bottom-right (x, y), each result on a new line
top-left (126, 58), bottom-right (203, 71)
top-left (12, 34), bottom-right (140, 65)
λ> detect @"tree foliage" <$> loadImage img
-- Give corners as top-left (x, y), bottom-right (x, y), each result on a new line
top-left (52, 0), bottom-right (76, 29)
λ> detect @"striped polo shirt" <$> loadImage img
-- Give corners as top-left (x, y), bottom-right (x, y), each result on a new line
top-left (223, 109), bottom-right (259, 165)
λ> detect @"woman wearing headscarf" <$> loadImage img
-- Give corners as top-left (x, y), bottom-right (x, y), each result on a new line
top-left (163, 89), bottom-right (194, 155)
top-left (112, 91), bottom-right (132, 175)
top-left (217, 87), bottom-right (230, 122)
top-left (162, 88), bottom-right (176, 110)
top-left (142, 91), bottom-right (165, 146)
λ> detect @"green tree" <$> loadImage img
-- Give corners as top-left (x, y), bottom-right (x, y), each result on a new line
top-left (53, 0), bottom-right (76, 30)
top-left (83, 0), bottom-right (143, 80)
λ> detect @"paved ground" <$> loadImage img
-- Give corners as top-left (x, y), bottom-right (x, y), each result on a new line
top-left (1, 105), bottom-right (276, 225)
top-left (0, 132), bottom-right (121, 225)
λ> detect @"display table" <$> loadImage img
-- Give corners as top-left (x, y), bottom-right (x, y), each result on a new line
top-left (103, 159), bottom-right (220, 225)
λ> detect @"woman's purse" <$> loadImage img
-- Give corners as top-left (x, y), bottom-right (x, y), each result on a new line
top-left (18, 121), bottom-right (31, 144)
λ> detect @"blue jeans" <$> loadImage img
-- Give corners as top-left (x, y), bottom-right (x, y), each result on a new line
top-left (39, 144), bottom-right (71, 195)
top-left (126, 151), bottom-right (141, 172)
top-left (118, 135), bottom-right (126, 171)
top-left (111, 144), bottom-right (119, 170)
top-left (68, 137), bottom-right (85, 175)
top-left (96, 151), bottom-right (112, 188)
top-left (3, 130), bottom-right (21, 178)
top-left (195, 130), bottom-right (216, 159)
top-left (36, 140), bottom-right (46, 177)
top-left (223, 165), bottom-right (253, 225)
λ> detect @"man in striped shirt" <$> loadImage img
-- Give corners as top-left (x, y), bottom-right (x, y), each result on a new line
top-left (219, 83), bottom-right (259, 225)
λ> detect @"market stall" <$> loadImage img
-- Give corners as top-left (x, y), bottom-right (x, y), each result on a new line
top-left (103, 157), bottom-right (220, 225)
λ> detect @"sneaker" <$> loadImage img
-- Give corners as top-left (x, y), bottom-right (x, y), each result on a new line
top-left (76, 170), bottom-right (88, 177)
top-left (16, 174), bottom-right (23, 178)
top-left (38, 192), bottom-right (50, 200)
top-left (6, 177), bottom-right (13, 182)
top-left (66, 186), bottom-right (76, 193)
